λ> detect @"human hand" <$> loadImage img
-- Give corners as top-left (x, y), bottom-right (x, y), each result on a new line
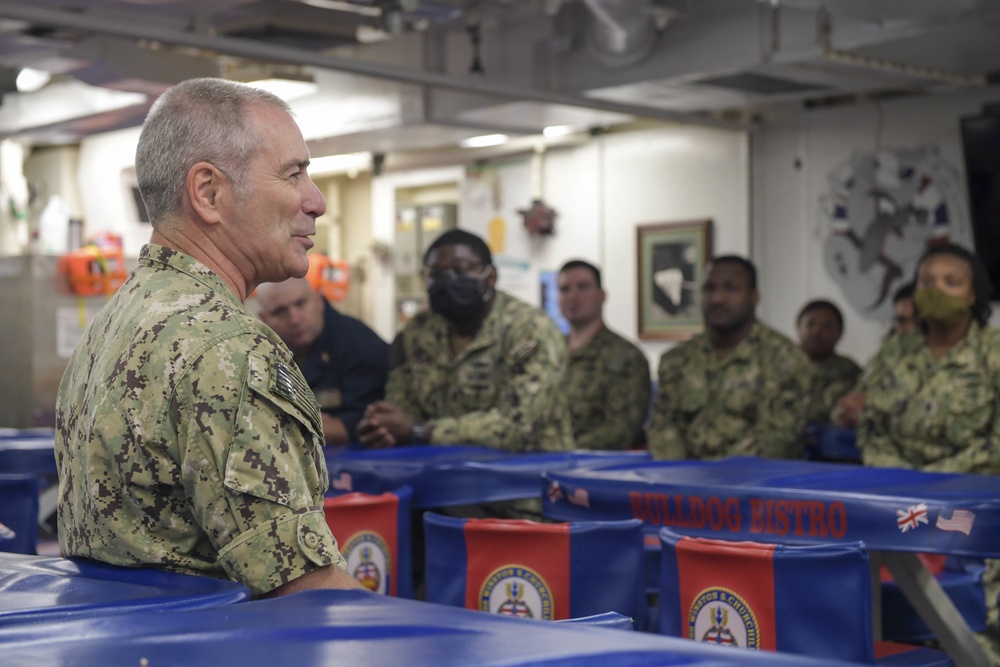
top-left (358, 401), bottom-right (414, 448)
top-left (831, 391), bottom-right (865, 429)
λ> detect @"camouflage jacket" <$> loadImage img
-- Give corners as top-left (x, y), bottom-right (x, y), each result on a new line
top-left (858, 324), bottom-right (1000, 474)
top-left (806, 353), bottom-right (862, 424)
top-left (55, 244), bottom-right (345, 597)
top-left (648, 321), bottom-right (813, 460)
top-left (386, 291), bottom-right (574, 451)
top-left (561, 325), bottom-right (650, 449)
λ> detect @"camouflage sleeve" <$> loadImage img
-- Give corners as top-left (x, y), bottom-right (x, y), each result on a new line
top-left (747, 341), bottom-right (813, 459)
top-left (575, 348), bottom-right (650, 450)
top-left (924, 337), bottom-right (1000, 475)
top-left (820, 366), bottom-right (862, 416)
top-left (857, 343), bottom-right (912, 469)
top-left (647, 348), bottom-right (689, 460)
top-left (430, 315), bottom-right (567, 451)
top-left (174, 337), bottom-right (346, 597)
top-left (384, 333), bottom-right (427, 421)
top-left (815, 359), bottom-right (863, 424)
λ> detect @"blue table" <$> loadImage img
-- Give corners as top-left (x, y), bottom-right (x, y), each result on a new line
top-left (0, 553), bottom-right (249, 626)
top-left (0, 436), bottom-right (58, 530)
top-left (0, 428), bottom-right (56, 440)
top-left (0, 437), bottom-right (57, 476)
top-left (542, 456), bottom-right (999, 666)
top-left (803, 424), bottom-right (861, 463)
top-left (0, 589), bottom-right (853, 667)
top-left (326, 445), bottom-right (651, 508)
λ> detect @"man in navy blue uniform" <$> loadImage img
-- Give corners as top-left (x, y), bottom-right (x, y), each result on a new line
top-left (257, 276), bottom-right (388, 445)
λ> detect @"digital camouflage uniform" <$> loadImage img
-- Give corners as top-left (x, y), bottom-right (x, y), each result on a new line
top-left (387, 290), bottom-right (573, 451)
top-left (806, 353), bottom-right (862, 425)
top-left (648, 321), bottom-right (813, 460)
top-left (56, 244), bottom-right (346, 598)
top-left (561, 325), bottom-right (650, 449)
top-left (858, 323), bottom-right (1000, 662)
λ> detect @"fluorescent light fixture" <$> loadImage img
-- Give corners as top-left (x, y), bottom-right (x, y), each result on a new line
top-left (309, 152), bottom-right (372, 177)
top-left (460, 133), bottom-right (508, 148)
top-left (247, 78), bottom-right (319, 101)
top-left (16, 68), bottom-right (51, 93)
top-left (543, 124), bottom-right (583, 138)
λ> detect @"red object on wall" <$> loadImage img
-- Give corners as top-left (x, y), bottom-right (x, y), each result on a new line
top-left (518, 199), bottom-right (557, 236)
top-left (58, 244), bottom-right (127, 297)
top-left (307, 254), bottom-right (350, 302)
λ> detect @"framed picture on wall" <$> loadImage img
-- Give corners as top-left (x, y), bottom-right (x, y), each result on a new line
top-left (636, 219), bottom-right (713, 340)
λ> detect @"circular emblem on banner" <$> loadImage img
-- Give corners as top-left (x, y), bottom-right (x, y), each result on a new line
top-left (689, 587), bottom-right (760, 649)
top-left (820, 145), bottom-right (971, 321)
top-left (342, 531), bottom-right (391, 594)
top-left (479, 565), bottom-right (553, 620)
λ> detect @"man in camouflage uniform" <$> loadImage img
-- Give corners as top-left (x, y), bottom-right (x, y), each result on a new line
top-left (55, 78), bottom-right (358, 598)
top-left (648, 256), bottom-right (812, 460)
top-left (256, 276), bottom-right (388, 446)
top-left (795, 299), bottom-right (861, 425)
top-left (557, 259), bottom-right (650, 449)
top-left (358, 229), bottom-right (573, 452)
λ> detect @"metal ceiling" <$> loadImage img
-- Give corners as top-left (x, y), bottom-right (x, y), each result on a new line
top-left (0, 0), bottom-right (997, 151)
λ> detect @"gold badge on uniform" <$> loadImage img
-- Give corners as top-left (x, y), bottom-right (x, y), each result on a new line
top-left (315, 387), bottom-right (343, 410)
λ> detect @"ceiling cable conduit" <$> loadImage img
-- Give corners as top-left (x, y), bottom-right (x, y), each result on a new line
top-left (820, 49), bottom-right (987, 87)
top-left (816, 8), bottom-right (986, 87)
top-left (0, 1), bottom-right (745, 130)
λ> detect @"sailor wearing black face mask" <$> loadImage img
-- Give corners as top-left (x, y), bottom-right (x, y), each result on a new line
top-left (358, 228), bottom-right (574, 454)
top-left (426, 264), bottom-right (494, 324)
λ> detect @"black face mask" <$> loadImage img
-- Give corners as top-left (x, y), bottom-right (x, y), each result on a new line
top-left (428, 274), bottom-right (488, 323)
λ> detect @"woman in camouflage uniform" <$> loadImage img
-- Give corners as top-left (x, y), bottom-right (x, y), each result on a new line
top-left (858, 243), bottom-right (1000, 659)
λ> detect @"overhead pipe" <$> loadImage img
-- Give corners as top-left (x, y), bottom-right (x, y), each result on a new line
top-left (0, 1), bottom-right (746, 130)
top-left (816, 7), bottom-right (986, 88)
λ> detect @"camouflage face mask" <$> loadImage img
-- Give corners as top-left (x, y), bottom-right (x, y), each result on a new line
top-left (913, 287), bottom-right (970, 328)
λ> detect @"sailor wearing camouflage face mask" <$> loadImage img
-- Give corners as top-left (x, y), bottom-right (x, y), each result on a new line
top-left (857, 242), bottom-right (1000, 661)
top-left (858, 243), bottom-right (1000, 474)
top-left (358, 229), bottom-right (574, 452)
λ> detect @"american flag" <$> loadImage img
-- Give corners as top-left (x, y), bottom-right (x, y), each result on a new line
top-left (896, 503), bottom-right (929, 533)
top-left (546, 481), bottom-right (564, 503)
top-left (568, 487), bottom-right (590, 508)
top-left (936, 509), bottom-right (975, 536)
top-left (331, 471), bottom-right (353, 492)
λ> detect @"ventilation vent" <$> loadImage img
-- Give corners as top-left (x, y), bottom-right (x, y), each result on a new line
top-left (693, 72), bottom-right (827, 95)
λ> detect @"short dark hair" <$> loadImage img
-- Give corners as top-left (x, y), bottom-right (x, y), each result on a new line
top-left (915, 243), bottom-right (993, 326)
top-left (424, 229), bottom-right (492, 266)
top-left (797, 299), bottom-right (844, 331)
top-left (892, 281), bottom-right (915, 304)
top-left (708, 255), bottom-right (757, 290)
top-left (558, 259), bottom-right (602, 289)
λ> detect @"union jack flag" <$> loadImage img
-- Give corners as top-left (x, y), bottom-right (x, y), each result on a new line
top-left (546, 481), bottom-right (564, 503)
top-left (331, 471), bottom-right (353, 492)
top-left (896, 503), bottom-right (929, 533)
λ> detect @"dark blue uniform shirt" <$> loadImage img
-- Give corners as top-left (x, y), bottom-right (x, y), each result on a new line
top-left (298, 299), bottom-right (388, 442)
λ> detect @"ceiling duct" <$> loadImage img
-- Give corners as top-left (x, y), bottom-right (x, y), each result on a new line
top-left (64, 35), bottom-right (221, 94)
top-left (581, 0), bottom-right (665, 68)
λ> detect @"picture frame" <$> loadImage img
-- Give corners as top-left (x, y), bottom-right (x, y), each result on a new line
top-left (636, 219), bottom-right (713, 340)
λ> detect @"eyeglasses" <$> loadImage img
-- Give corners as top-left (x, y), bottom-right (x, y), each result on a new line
top-left (421, 265), bottom-right (491, 286)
